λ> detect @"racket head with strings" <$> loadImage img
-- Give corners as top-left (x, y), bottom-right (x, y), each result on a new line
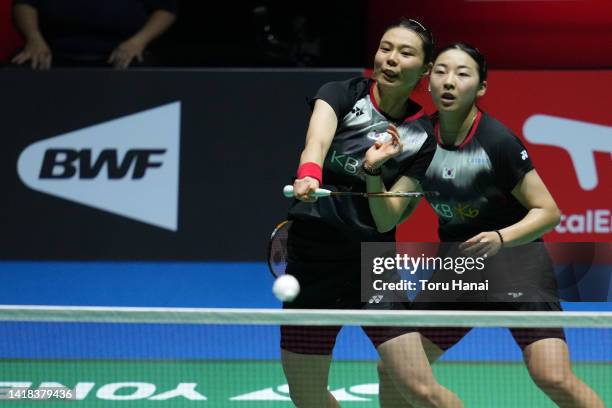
top-left (267, 220), bottom-right (292, 277)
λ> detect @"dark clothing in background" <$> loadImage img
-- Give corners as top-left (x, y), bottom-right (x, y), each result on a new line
top-left (14, 0), bottom-right (177, 59)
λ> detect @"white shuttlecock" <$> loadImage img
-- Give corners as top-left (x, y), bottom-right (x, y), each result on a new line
top-left (272, 274), bottom-right (300, 302)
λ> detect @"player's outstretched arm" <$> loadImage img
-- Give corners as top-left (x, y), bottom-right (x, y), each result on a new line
top-left (293, 99), bottom-right (337, 202)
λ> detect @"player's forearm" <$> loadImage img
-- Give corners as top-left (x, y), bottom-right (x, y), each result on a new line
top-left (365, 175), bottom-right (403, 233)
top-left (129, 10), bottom-right (176, 47)
top-left (499, 207), bottom-right (561, 247)
top-left (13, 3), bottom-right (44, 42)
top-left (299, 139), bottom-right (328, 167)
top-left (298, 102), bottom-right (337, 168)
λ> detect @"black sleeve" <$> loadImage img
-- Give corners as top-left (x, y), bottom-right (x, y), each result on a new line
top-left (144, 0), bottom-right (178, 14)
top-left (494, 132), bottom-right (534, 192)
top-left (402, 134), bottom-right (436, 183)
top-left (310, 77), bottom-right (368, 120)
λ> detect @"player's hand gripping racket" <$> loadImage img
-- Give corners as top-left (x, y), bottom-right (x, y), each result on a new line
top-left (267, 220), bottom-right (292, 277)
top-left (283, 185), bottom-right (439, 198)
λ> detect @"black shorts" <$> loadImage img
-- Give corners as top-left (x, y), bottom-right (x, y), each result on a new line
top-left (409, 244), bottom-right (565, 351)
top-left (280, 220), bottom-right (413, 355)
top-left (414, 326), bottom-right (566, 352)
top-left (412, 243), bottom-right (560, 304)
top-left (408, 301), bottom-right (566, 351)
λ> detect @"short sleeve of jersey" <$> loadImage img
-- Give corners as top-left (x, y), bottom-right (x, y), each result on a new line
top-left (494, 132), bottom-right (534, 192)
top-left (401, 126), bottom-right (436, 183)
top-left (310, 77), bottom-right (369, 120)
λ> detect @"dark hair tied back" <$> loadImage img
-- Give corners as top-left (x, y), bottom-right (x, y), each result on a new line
top-left (435, 42), bottom-right (488, 82)
top-left (384, 18), bottom-right (435, 64)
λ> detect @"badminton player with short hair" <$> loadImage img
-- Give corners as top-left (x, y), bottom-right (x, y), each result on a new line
top-left (280, 19), bottom-right (465, 407)
top-left (368, 42), bottom-right (604, 407)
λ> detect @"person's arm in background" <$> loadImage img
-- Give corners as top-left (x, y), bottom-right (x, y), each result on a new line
top-left (11, 1), bottom-right (51, 69)
top-left (108, 9), bottom-right (176, 69)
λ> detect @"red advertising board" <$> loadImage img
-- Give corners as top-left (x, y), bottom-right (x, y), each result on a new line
top-left (398, 71), bottom-right (612, 243)
top-left (366, 0), bottom-right (612, 69)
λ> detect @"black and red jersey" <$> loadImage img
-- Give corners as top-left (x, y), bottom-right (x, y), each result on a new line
top-left (423, 111), bottom-right (535, 242)
top-left (289, 77), bottom-right (435, 241)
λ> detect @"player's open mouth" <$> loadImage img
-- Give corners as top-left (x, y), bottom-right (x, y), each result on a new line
top-left (382, 69), bottom-right (398, 79)
top-left (441, 92), bottom-right (456, 101)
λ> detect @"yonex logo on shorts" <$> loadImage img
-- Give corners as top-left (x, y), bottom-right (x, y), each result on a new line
top-left (17, 102), bottom-right (181, 231)
top-left (368, 295), bottom-right (384, 304)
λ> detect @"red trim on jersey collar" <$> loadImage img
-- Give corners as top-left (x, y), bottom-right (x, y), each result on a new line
top-left (434, 110), bottom-right (483, 149)
top-left (403, 109), bottom-right (425, 122)
top-left (369, 82), bottom-right (425, 122)
top-left (369, 81), bottom-right (381, 111)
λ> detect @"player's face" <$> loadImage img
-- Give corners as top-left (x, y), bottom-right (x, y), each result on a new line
top-left (373, 27), bottom-right (427, 91)
top-left (429, 49), bottom-right (486, 112)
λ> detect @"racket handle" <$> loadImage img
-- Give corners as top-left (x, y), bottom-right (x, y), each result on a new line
top-left (283, 185), bottom-right (332, 198)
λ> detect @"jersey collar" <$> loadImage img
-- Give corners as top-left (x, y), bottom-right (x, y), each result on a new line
top-left (434, 110), bottom-right (483, 150)
top-left (369, 81), bottom-right (425, 123)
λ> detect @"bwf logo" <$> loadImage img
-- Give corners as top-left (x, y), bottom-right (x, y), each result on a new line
top-left (17, 102), bottom-right (181, 231)
top-left (39, 149), bottom-right (166, 179)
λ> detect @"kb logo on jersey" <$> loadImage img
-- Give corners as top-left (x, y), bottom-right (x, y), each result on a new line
top-left (330, 150), bottom-right (360, 175)
top-left (520, 150), bottom-right (529, 161)
top-left (442, 167), bottom-right (456, 179)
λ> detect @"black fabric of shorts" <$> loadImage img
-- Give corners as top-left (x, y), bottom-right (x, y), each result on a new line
top-left (408, 301), bottom-right (566, 351)
top-left (411, 242), bottom-right (560, 303)
top-left (280, 220), bottom-right (412, 355)
top-left (409, 243), bottom-right (565, 351)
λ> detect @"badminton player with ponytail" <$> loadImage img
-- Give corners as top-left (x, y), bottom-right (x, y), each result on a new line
top-left (279, 19), bottom-right (467, 408)
top-left (369, 42), bottom-right (604, 407)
